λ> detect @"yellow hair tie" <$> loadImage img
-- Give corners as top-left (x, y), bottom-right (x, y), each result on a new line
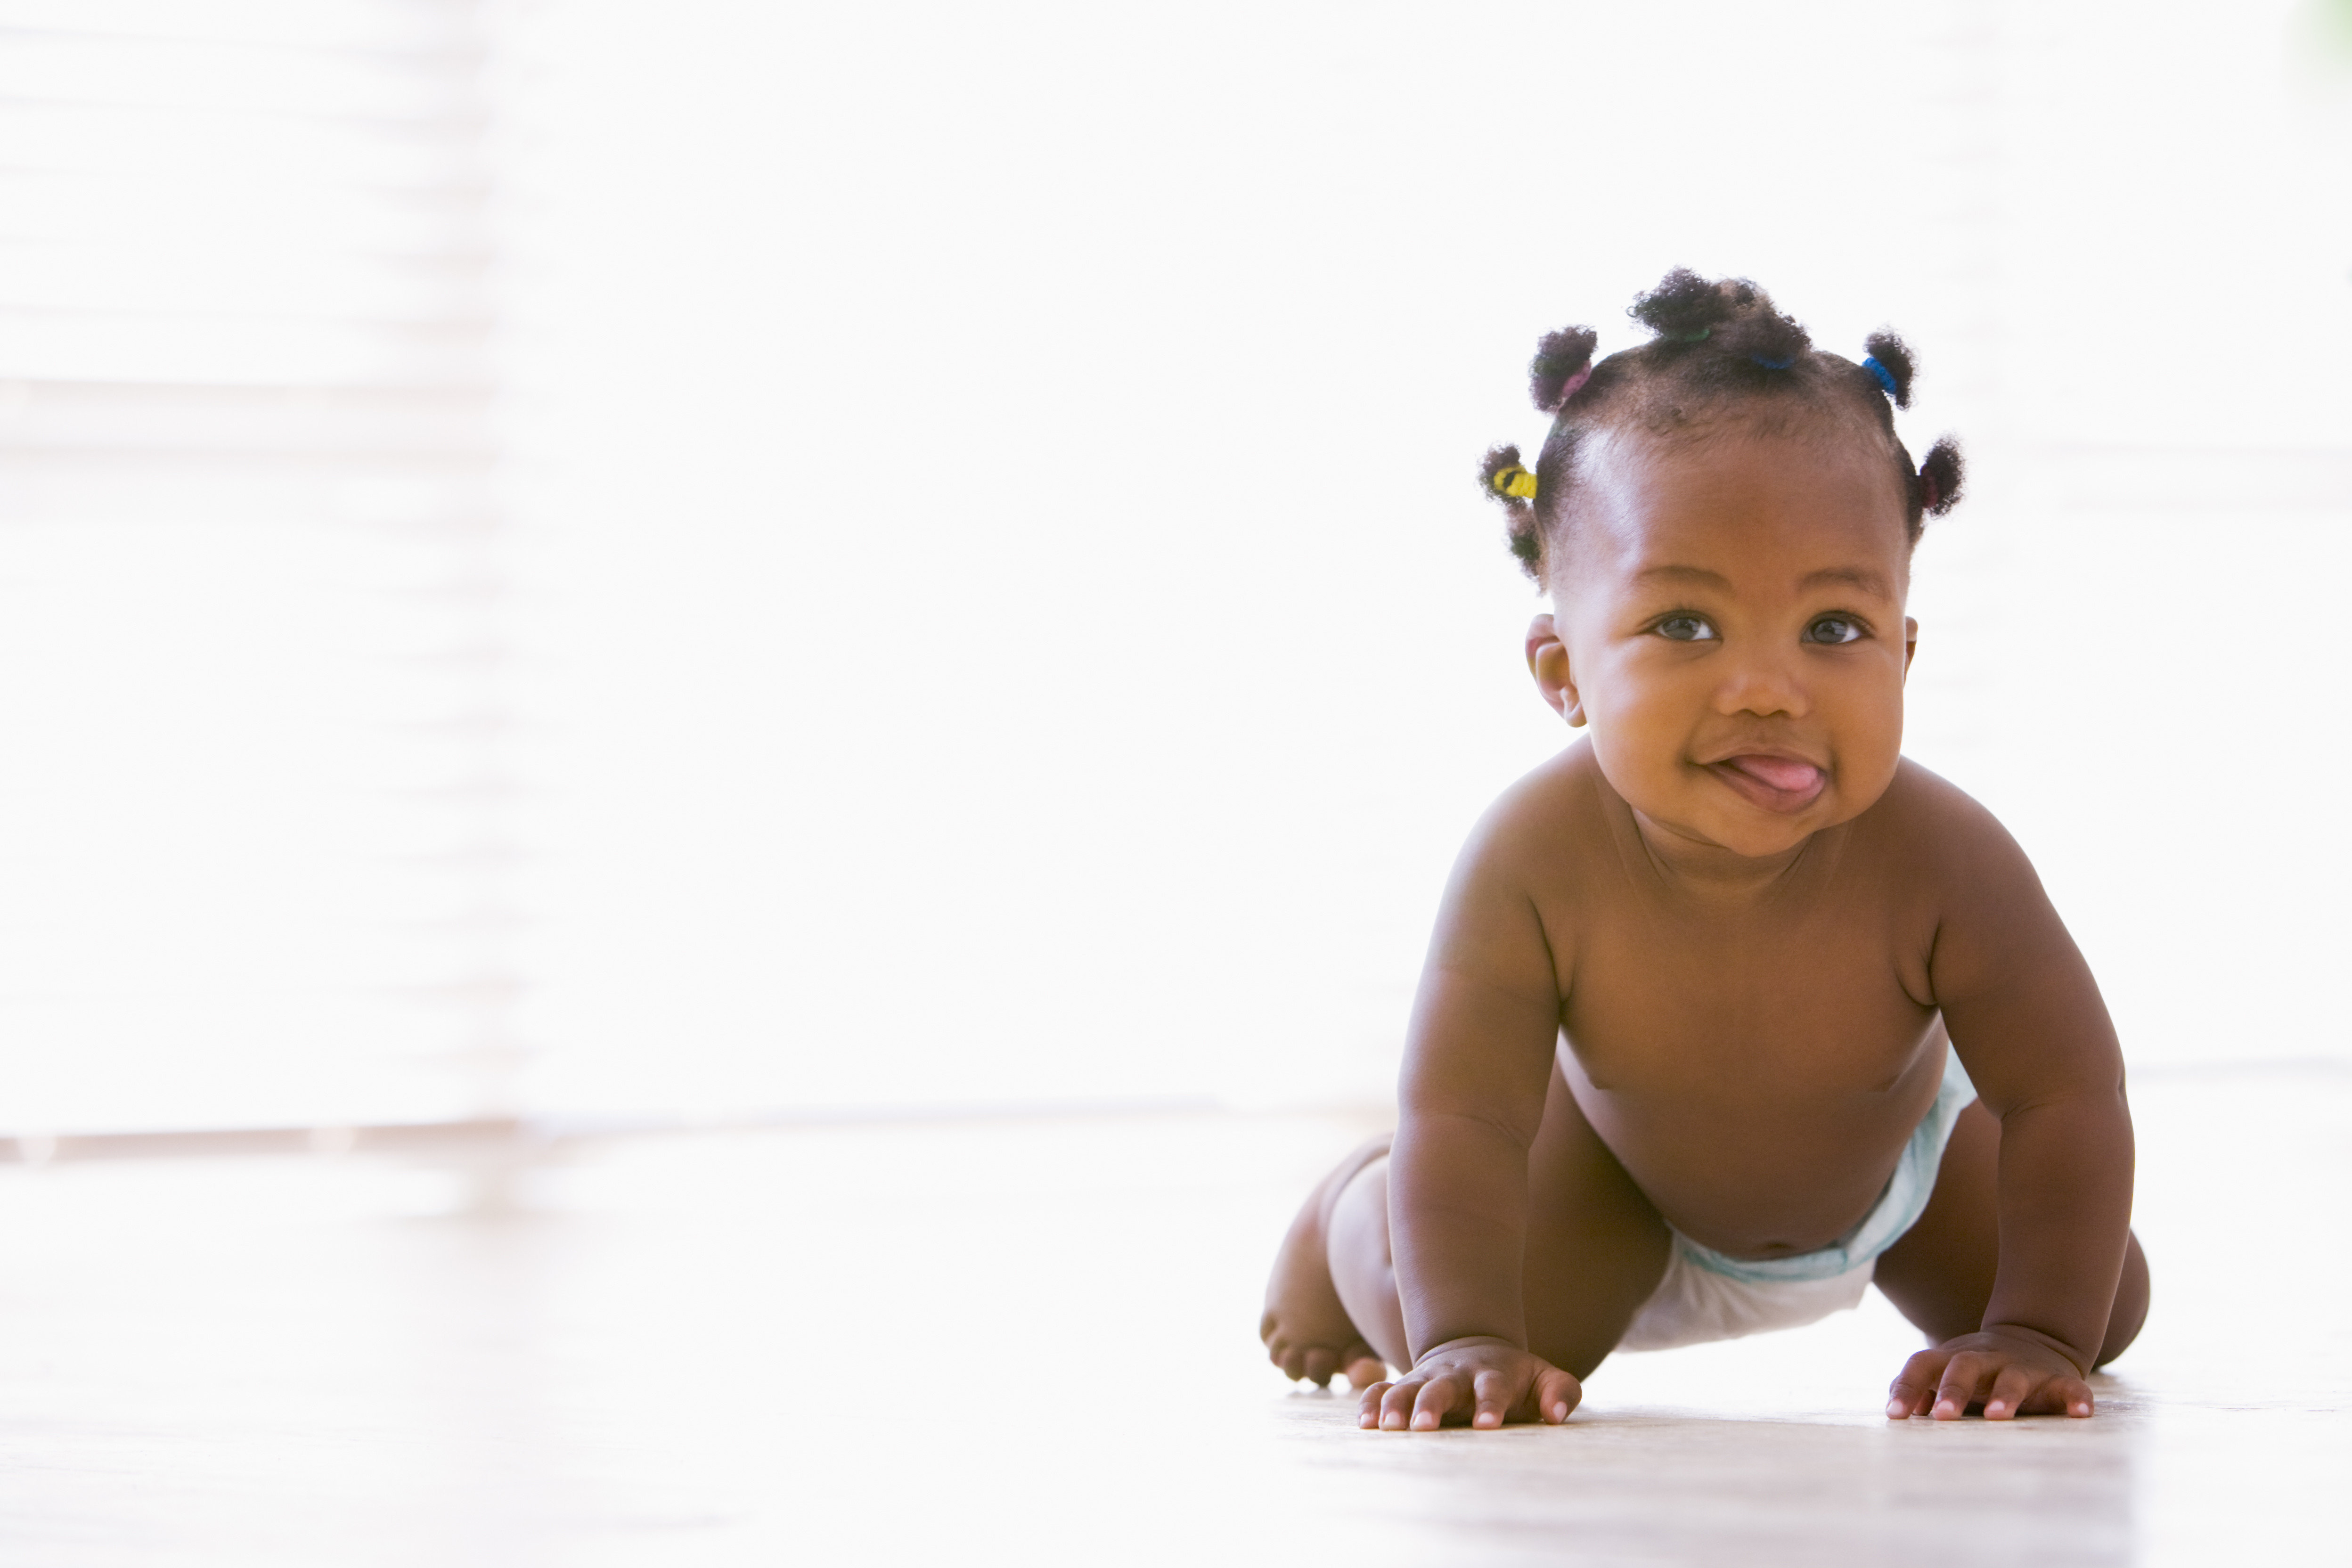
top-left (1492, 465), bottom-right (1538, 500)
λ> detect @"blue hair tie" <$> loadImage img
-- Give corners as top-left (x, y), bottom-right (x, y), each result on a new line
top-left (1862, 356), bottom-right (1900, 399)
top-left (1750, 354), bottom-right (1795, 371)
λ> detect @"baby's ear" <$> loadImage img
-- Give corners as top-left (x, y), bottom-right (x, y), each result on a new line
top-left (1525, 614), bottom-right (1584, 726)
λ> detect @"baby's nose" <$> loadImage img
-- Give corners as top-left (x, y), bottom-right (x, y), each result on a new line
top-left (1713, 648), bottom-right (1809, 719)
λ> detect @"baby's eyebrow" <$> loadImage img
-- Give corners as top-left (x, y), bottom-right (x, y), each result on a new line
top-left (1629, 563), bottom-right (1893, 597)
top-left (1630, 564), bottom-right (1732, 589)
top-left (1798, 565), bottom-right (1892, 595)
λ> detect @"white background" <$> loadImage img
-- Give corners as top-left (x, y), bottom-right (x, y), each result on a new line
top-left (499, 0), bottom-right (2352, 1114)
top-left (4, 0), bottom-right (2350, 1130)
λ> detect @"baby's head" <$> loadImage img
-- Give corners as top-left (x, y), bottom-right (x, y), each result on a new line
top-left (1482, 270), bottom-right (1966, 861)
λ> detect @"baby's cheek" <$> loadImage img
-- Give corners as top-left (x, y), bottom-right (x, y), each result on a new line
top-left (1833, 698), bottom-right (1907, 801)
top-left (1580, 709), bottom-right (1681, 807)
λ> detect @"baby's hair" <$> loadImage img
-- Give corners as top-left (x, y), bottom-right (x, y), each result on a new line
top-left (1528, 326), bottom-right (1599, 413)
top-left (1480, 270), bottom-right (1966, 586)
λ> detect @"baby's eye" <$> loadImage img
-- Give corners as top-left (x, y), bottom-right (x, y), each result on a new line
top-left (1654, 614), bottom-right (1718, 642)
top-left (1805, 615), bottom-right (1865, 645)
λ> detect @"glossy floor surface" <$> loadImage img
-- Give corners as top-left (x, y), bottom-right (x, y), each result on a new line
top-left (0, 1063), bottom-right (2343, 1566)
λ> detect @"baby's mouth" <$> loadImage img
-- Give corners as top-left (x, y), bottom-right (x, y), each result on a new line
top-left (1707, 754), bottom-right (1827, 811)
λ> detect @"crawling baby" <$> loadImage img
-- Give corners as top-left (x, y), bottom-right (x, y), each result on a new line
top-left (1260, 270), bottom-right (2148, 1430)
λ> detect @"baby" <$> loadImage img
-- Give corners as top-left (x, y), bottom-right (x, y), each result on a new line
top-left (1260, 271), bottom-right (2148, 1430)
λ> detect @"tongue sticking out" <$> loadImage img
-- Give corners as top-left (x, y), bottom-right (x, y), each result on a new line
top-left (1725, 755), bottom-right (1823, 794)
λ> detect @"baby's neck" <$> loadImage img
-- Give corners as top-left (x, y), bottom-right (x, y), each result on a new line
top-left (1627, 808), bottom-right (1818, 899)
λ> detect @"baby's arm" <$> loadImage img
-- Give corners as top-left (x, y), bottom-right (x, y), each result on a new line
top-left (1890, 803), bottom-right (2134, 1420)
top-left (1359, 809), bottom-right (1582, 1431)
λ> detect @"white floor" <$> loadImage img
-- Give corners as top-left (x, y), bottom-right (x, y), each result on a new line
top-left (0, 1063), bottom-right (2343, 1566)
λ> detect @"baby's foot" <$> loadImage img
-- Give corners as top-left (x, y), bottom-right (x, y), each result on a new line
top-left (1260, 1135), bottom-right (1391, 1390)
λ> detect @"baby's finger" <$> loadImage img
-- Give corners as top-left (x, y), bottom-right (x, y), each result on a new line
top-left (1532, 1364), bottom-right (1582, 1425)
top-left (1469, 1367), bottom-right (1516, 1429)
top-left (1932, 1352), bottom-right (1994, 1420)
top-left (1357, 1379), bottom-right (1394, 1428)
top-left (1409, 1372), bottom-right (1467, 1431)
top-left (2018, 1373), bottom-right (2096, 1420)
top-left (1887, 1349), bottom-right (1952, 1419)
top-left (1981, 1363), bottom-right (2038, 1421)
top-left (1379, 1377), bottom-right (1428, 1431)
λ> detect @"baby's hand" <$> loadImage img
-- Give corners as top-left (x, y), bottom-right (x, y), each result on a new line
top-left (1886, 1328), bottom-right (2094, 1421)
top-left (1358, 1336), bottom-right (1582, 1431)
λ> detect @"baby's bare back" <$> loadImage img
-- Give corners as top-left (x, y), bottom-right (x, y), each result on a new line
top-left (1502, 747), bottom-right (2000, 1259)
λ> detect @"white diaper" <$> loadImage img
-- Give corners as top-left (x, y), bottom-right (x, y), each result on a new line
top-left (1617, 1045), bottom-right (1977, 1354)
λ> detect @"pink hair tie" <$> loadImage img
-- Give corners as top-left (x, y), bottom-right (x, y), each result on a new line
top-left (1555, 365), bottom-right (1593, 408)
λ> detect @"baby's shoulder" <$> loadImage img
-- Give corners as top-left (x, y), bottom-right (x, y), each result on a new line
top-left (1852, 758), bottom-right (2034, 886)
top-left (1460, 742), bottom-right (1617, 879)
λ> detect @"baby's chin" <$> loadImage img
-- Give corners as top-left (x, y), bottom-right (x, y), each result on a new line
top-left (1607, 766), bottom-right (1883, 861)
top-left (1644, 801), bottom-right (1832, 862)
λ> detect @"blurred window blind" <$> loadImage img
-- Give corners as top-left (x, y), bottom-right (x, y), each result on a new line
top-left (0, 0), bottom-right (519, 1132)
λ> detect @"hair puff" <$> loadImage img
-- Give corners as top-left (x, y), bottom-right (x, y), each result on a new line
top-left (1630, 268), bottom-right (1754, 342)
top-left (1478, 443), bottom-right (1544, 578)
top-left (1917, 437), bottom-right (1965, 516)
top-left (1528, 326), bottom-right (1599, 413)
top-left (1862, 330), bottom-right (1917, 409)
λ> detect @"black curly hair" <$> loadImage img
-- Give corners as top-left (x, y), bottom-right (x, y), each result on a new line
top-left (1480, 269), bottom-right (1965, 587)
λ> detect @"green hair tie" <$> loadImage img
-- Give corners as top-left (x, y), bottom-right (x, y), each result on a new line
top-left (1668, 327), bottom-right (1711, 343)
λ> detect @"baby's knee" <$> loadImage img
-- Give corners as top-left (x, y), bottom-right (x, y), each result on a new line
top-left (2094, 1232), bottom-right (2150, 1369)
top-left (1323, 1156), bottom-right (1409, 1368)
top-left (1324, 1155), bottom-right (1392, 1271)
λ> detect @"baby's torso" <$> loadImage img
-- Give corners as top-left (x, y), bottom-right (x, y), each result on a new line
top-left (1529, 751), bottom-right (1953, 1259)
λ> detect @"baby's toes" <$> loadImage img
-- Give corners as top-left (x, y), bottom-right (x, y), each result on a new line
top-left (1300, 1346), bottom-right (1339, 1387)
top-left (1341, 1353), bottom-right (1387, 1391)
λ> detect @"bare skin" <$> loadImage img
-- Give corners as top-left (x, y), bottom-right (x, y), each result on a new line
top-left (1259, 424), bottom-right (2146, 1428)
top-left (1258, 1135), bottom-right (1390, 1391)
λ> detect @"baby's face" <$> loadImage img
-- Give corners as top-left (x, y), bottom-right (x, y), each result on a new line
top-left (1532, 426), bottom-right (1916, 862)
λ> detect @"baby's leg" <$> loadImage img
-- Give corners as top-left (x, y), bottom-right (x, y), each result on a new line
top-left (1261, 1059), bottom-right (1671, 1387)
top-left (1260, 1135), bottom-right (1391, 1388)
top-left (1871, 1100), bottom-right (2151, 1367)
